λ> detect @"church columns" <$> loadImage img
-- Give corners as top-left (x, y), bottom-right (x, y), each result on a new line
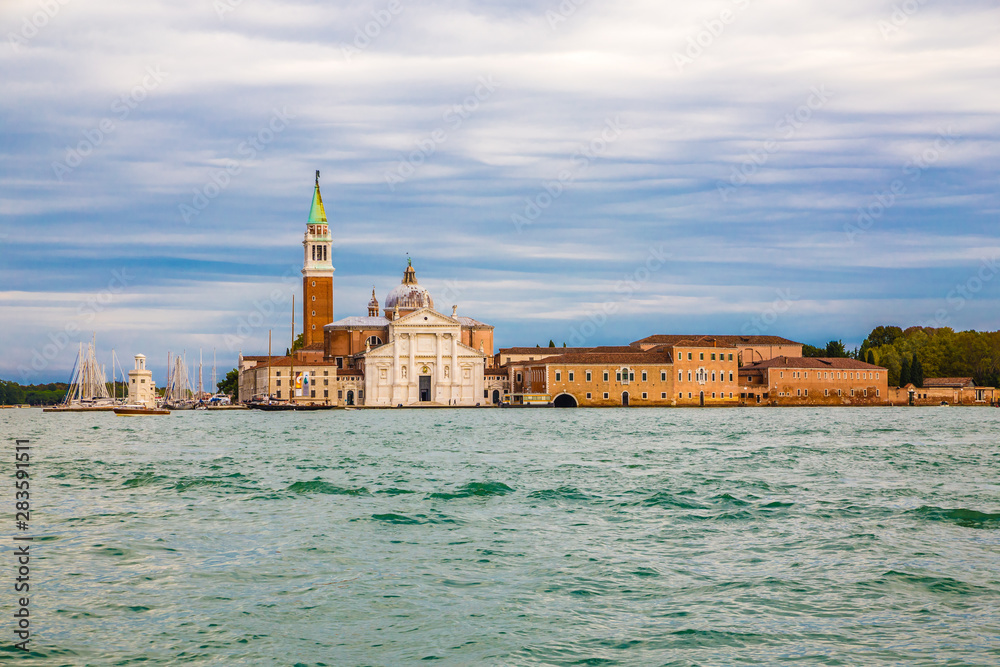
top-left (450, 333), bottom-right (459, 404)
top-left (435, 333), bottom-right (444, 402)
top-left (408, 332), bottom-right (416, 400)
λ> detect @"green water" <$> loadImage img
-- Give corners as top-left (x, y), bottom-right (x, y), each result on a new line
top-left (2, 407), bottom-right (999, 665)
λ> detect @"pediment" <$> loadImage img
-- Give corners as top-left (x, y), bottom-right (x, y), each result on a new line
top-left (390, 307), bottom-right (459, 328)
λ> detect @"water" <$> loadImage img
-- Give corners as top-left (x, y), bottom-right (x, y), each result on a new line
top-left (2, 407), bottom-right (999, 666)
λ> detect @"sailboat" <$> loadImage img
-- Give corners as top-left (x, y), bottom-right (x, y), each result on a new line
top-left (44, 339), bottom-right (119, 412)
top-left (163, 353), bottom-right (196, 410)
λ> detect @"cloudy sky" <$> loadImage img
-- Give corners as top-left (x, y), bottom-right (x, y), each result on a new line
top-left (2, 0), bottom-right (999, 382)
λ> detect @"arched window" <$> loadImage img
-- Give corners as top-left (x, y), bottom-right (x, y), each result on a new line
top-left (366, 335), bottom-right (382, 347)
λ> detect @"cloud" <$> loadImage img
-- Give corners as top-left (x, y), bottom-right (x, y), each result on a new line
top-left (2, 0), bottom-right (999, 379)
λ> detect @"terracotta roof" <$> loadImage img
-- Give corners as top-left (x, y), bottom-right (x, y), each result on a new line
top-left (485, 367), bottom-right (508, 376)
top-left (500, 347), bottom-right (593, 355)
top-left (243, 356), bottom-right (336, 367)
top-left (742, 356), bottom-right (886, 371)
top-left (924, 377), bottom-right (974, 388)
top-left (337, 368), bottom-right (364, 377)
top-left (527, 351), bottom-right (674, 365)
top-left (456, 316), bottom-right (493, 328)
top-left (632, 334), bottom-right (802, 347)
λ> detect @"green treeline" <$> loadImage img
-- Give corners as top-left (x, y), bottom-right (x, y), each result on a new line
top-left (0, 380), bottom-right (130, 405)
top-left (861, 327), bottom-right (1000, 388)
top-left (0, 380), bottom-right (69, 406)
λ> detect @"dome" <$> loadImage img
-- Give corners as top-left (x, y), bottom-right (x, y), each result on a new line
top-left (385, 262), bottom-right (433, 312)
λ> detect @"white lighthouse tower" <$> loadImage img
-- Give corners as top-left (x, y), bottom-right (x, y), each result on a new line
top-left (128, 354), bottom-right (156, 408)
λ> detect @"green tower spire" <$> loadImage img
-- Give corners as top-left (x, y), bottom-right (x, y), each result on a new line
top-left (308, 170), bottom-right (327, 223)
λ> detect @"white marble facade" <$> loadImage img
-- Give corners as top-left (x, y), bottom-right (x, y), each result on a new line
top-left (363, 308), bottom-right (486, 406)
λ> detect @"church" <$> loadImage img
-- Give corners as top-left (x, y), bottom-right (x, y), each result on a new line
top-left (238, 174), bottom-right (494, 406)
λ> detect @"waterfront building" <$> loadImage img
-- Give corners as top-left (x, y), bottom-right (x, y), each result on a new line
top-left (127, 354), bottom-right (156, 408)
top-left (631, 334), bottom-right (802, 365)
top-left (238, 174), bottom-right (493, 406)
top-left (888, 377), bottom-right (996, 406)
top-left (739, 357), bottom-right (888, 405)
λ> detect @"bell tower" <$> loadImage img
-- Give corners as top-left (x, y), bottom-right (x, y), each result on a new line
top-left (302, 170), bottom-right (334, 347)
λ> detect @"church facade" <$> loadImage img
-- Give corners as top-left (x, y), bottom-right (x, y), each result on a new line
top-left (238, 174), bottom-right (493, 407)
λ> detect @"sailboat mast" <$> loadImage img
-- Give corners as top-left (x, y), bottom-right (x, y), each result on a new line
top-left (267, 330), bottom-right (272, 402)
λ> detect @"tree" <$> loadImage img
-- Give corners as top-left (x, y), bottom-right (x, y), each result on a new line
top-left (866, 350), bottom-right (875, 365)
top-left (825, 340), bottom-right (848, 358)
top-left (899, 356), bottom-right (911, 387)
top-left (548, 340), bottom-right (556, 347)
top-left (291, 333), bottom-right (305, 352)
top-left (866, 325), bottom-right (904, 348)
top-left (911, 353), bottom-right (924, 388)
top-left (802, 344), bottom-right (825, 357)
top-left (217, 368), bottom-right (239, 397)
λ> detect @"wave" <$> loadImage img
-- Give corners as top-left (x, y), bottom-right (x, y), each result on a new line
top-left (286, 479), bottom-right (369, 495)
top-left (429, 481), bottom-right (513, 500)
top-left (911, 505), bottom-right (1000, 529)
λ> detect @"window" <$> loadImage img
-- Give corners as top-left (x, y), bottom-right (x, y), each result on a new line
top-left (679, 392), bottom-right (683, 398)
top-left (804, 389), bottom-right (808, 397)
top-left (569, 371), bottom-right (574, 381)
top-left (324, 370), bottom-right (328, 376)
top-left (276, 390), bottom-right (281, 398)
top-left (276, 371), bottom-right (281, 376)
top-left (642, 371), bottom-right (647, 382)
top-left (729, 372), bottom-right (733, 382)
top-left (324, 390), bottom-right (328, 398)
top-left (864, 389), bottom-right (868, 396)
top-left (661, 392), bottom-right (666, 399)
top-left (797, 389), bottom-right (801, 396)
top-left (336, 358), bottom-right (343, 369)
top-left (711, 353), bottom-right (716, 361)
top-left (367, 336), bottom-right (382, 347)
top-left (728, 354), bottom-right (733, 361)
top-left (851, 389), bottom-right (855, 396)
top-left (311, 281), bottom-right (316, 287)
top-left (688, 392), bottom-right (692, 398)
top-left (780, 371), bottom-right (784, 378)
top-left (712, 392), bottom-right (716, 398)
top-left (516, 373), bottom-right (522, 382)
top-left (311, 390), bottom-right (316, 398)
top-left (876, 389), bottom-right (880, 397)
top-left (312, 310), bottom-right (316, 317)
top-left (604, 371), bottom-right (609, 382)
top-left (688, 353), bottom-right (692, 360)
top-left (712, 371), bottom-right (716, 382)
top-left (629, 371), bottom-right (635, 382)
top-left (700, 353), bottom-right (704, 360)
top-left (586, 393), bottom-right (592, 399)
top-left (876, 373), bottom-right (880, 380)
top-left (688, 371), bottom-right (692, 381)
top-left (661, 371), bottom-right (667, 382)
top-left (616, 371), bottom-right (621, 382)
top-left (678, 371), bottom-right (682, 381)
top-left (603, 392), bottom-right (609, 399)
top-left (642, 393), bottom-right (648, 399)
top-left (586, 371), bottom-right (592, 382)
top-left (276, 380), bottom-right (281, 386)
top-left (804, 372), bottom-right (808, 378)
top-left (338, 390), bottom-right (343, 399)
top-left (555, 371), bottom-right (561, 381)
top-left (824, 389), bottom-right (829, 396)
top-left (312, 295), bottom-right (316, 302)
top-left (838, 389), bottom-right (842, 396)
top-left (729, 392), bottom-right (733, 398)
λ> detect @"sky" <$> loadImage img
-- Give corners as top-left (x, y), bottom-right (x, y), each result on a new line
top-left (1, 0), bottom-right (999, 383)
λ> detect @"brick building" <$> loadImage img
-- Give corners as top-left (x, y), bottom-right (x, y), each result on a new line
top-left (739, 357), bottom-right (888, 405)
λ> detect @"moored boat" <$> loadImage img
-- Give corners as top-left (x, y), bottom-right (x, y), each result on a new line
top-left (114, 405), bottom-right (171, 416)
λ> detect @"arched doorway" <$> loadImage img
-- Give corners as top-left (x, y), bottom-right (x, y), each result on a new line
top-left (622, 391), bottom-right (630, 407)
top-left (346, 390), bottom-right (354, 406)
top-left (492, 390), bottom-right (500, 405)
top-left (699, 391), bottom-right (705, 407)
top-left (553, 393), bottom-right (577, 408)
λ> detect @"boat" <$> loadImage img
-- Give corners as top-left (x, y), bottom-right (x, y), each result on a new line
top-left (114, 405), bottom-right (170, 416)
top-left (44, 339), bottom-right (120, 412)
top-left (163, 353), bottom-right (196, 410)
top-left (247, 400), bottom-right (336, 411)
